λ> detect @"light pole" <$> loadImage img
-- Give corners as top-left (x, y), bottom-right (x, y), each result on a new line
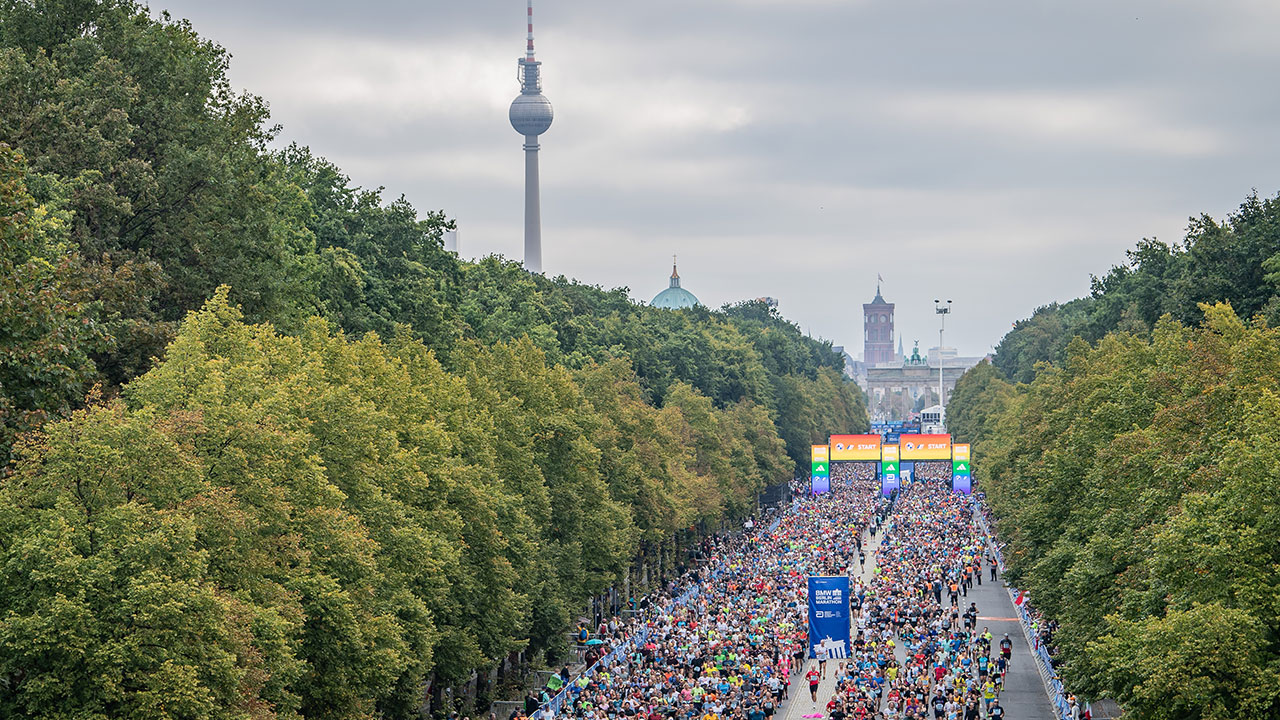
top-left (935, 299), bottom-right (952, 418)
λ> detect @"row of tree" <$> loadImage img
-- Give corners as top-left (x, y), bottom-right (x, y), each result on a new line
top-left (991, 192), bottom-right (1280, 383)
top-left (0, 0), bottom-right (861, 470)
top-left (948, 192), bottom-right (1280, 720)
top-left (0, 2), bottom-right (868, 717)
top-left (1, 287), bottom-right (806, 718)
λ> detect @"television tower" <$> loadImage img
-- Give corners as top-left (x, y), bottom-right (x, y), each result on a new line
top-left (510, 0), bottom-right (553, 274)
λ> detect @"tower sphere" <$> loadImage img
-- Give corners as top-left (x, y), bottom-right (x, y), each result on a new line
top-left (510, 93), bottom-right (554, 136)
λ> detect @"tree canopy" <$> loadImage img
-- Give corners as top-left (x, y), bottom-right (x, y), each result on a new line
top-left (0, 1), bottom-right (868, 716)
top-left (992, 192), bottom-right (1280, 383)
top-left (950, 187), bottom-right (1280, 719)
top-left (955, 307), bottom-right (1280, 719)
top-left (0, 0), bottom-right (867, 470)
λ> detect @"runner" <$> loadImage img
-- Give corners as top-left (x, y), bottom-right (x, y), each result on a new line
top-left (523, 476), bottom-right (1020, 720)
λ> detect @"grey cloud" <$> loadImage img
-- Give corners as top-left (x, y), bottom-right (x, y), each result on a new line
top-left (155, 0), bottom-right (1280, 357)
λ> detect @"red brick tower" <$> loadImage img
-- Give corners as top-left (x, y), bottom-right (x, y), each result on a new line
top-left (863, 286), bottom-right (895, 366)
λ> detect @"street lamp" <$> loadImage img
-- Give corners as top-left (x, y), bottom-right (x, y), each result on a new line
top-left (935, 299), bottom-right (952, 419)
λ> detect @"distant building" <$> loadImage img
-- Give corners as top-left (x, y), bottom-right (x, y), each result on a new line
top-left (919, 405), bottom-right (945, 434)
top-left (510, 0), bottom-right (554, 273)
top-left (927, 345), bottom-right (960, 367)
top-left (863, 286), bottom-right (896, 366)
top-left (651, 259), bottom-right (700, 309)
top-left (848, 358), bottom-right (867, 385)
top-left (865, 341), bottom-right (990, 418)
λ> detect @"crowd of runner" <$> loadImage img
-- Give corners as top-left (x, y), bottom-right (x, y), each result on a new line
top-left (831, 463), bottom-right (878, 483)
top-left (522, 477), bottom-right (1022, 720)
top-left (829, 481), bottom-right (1010, 719)
top-left (907, 462), bottom-right (952, 482)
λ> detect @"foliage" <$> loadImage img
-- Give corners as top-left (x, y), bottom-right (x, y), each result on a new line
top-left (0, 294), bottom-right (821, 717)
top-left (0, 0), bottom-right (866, 474)
top-left (0, 2), bottom-right (870, 715)
top-left (953, 188), bottom-right (1280, 718)
top-left (943, 360), bottom-right (1013, 449)
top-left (992, 193), bottom-right (1280, 382)
top-left (951, 305), bottom-right (1280, 718)
top-left (0, 143), bottom-right (108, 465)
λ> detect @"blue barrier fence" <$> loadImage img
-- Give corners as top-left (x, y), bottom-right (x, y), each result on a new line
top-left (972, 498), bottom-right (1073, 720)
top-left (766, 495), bottom-right (802, 533)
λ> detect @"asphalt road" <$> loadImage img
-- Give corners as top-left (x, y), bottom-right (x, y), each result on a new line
top-left (776, 521), bottom-right (1055, 720)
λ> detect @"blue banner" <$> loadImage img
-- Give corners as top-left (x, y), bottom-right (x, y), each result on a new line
top-left (881, 468), bottom-right (899, 496)
top-left (807, 576), bottom-right (851, 659)
top-left (881, 446), bottom-right (899, 497)
top-left (899, 460), bottom-right (915, 485)
top-left (811, 471), bottom-right (830, 495)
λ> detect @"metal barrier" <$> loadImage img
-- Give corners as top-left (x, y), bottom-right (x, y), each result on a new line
top-left (972, 499), bottom-right (1073, 720)
top-left (766, 497), bottom-right (801, 533)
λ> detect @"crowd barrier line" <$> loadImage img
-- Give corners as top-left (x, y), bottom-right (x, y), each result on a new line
top-left (972, 498), bottom-right (1073, 720)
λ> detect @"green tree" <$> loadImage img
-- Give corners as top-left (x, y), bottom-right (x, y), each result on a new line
top-left (0, 3), bottom-right (872, 715)
top-left (0, 143), bottom-right (108, 466)
top-left (992, 191), bottom-right (1280, 382)
top-left (945, 360), bottom-right (1014, 448)
top-left (957, 304), bottom-right (1280, 718)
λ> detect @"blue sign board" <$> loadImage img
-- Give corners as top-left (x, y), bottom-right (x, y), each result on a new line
top-left (881, 468), bottom-right (900, 496)
top-left (807, 576), bottom-right (851, 659)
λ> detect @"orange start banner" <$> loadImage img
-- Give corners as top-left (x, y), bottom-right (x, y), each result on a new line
top-left (899, 433), bottom-right (952, 460)
top-left (829, 434), bottom-right (882, 461)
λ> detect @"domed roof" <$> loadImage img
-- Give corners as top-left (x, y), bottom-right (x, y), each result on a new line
top-left (652, 286), bottom-right (700, 310)
top-left (651, 260), bottom-right (700, 309)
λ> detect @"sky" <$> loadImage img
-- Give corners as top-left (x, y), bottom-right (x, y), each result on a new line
top-left (155, 0), bottom-right (1280, 358)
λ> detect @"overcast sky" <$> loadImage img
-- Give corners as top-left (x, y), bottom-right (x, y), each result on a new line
top-left (156, 0), bottom-right (1280, 357)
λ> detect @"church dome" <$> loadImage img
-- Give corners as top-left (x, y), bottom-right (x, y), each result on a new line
top-left (651, 260), bottom-right (700, 309)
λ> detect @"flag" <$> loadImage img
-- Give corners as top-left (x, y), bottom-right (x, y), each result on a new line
top-left (877, 273), bottom-right (883, 283)
top-left (1014, 591), bottom-right (1025, 606)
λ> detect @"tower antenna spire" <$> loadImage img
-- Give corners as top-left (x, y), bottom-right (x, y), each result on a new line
top-left (510, 0), bottom-right (554, 274)
top-left (526, 0), bottom-right (535, 61)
